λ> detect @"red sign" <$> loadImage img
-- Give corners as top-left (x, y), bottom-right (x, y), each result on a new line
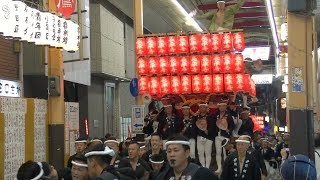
top-left (55, 0), bottom-right (76, 19)
top-left (251, 115), bottom-right (265, 132)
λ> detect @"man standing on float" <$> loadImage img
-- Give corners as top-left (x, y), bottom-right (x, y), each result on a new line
top-left (194, 0), bottom-right (246, 31)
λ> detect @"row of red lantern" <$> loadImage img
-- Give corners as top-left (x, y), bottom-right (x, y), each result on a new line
top-left (137, 54), bottom-right (245, 76)
top-left (136, 32), bottom-right (245, 57)
top-left (138, 74), bottom-right (256, 97)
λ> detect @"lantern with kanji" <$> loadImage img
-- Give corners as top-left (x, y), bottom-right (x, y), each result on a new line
top-left (150, 77), bottom-right (160, 95)
top-left (200, 55), bottom-right (212, 74)
top-left (212, 74), bottom-right (224, 93)
top-left (137, 57), bottom-right (148, 75)
top-left (224, 74), bottom-right (236, 92)
top-left (160, 76), bottom-right (171, 95)
top-left (169, 56), bottom-right (180, 74)
top-left (159, 57), bottom-right (169, 75)
top-left (243, 74), bottom-right (251, 92)
top-left (233, 32), bottom-right (245, 51)
top-left (211, 33), bottom-right (222, 52)
top-left (223, 54), bottom-right (235, 73)
top-left (171, 76), bottom-right (181, 94)
top-left (180, 56), bottom-right (190, 74)
top-left (168, 36), bottom-right (178, 54)
top-left (148, 57), bottom-right (159, 75)
top-left (249, 79), bottom-right (256, 97)
top-left (192, 75), bottom-right (203, 93)
top-left (177, 35), bottom-right (189, 54)
top-left (234, 74), bottom-right (245, 92)
top-left (138, 76), bottom-right (150, 95)
top-left (157, 36), bottom-right (168, 55)
top-left (202, 75), bottom-right (213, 93)
top-left (136, 38), bottom-right (146, 56)
top-left (221, 33), bottom-right (233, 51)
top-left (181, 75), bottom-right (192, 94)
top-left (146, 37), bottom-right (157, 56)
top-left (212, 54), bottom-right (223, 73)
top-left (189, 55), bottom-right (201, 74)
top-left (200, 34), bottom-right (212, 53)
top-left (189, 34), bottom-right (201, 53)
top-left (233, 54), bottom-right (245, 73)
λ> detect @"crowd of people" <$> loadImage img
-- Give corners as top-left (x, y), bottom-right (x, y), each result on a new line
top-left (16, 101), bottom-right (319, 179)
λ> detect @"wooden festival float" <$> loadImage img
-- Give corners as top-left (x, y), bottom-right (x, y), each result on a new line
top-left (135, 30), bottom-right (256, 115)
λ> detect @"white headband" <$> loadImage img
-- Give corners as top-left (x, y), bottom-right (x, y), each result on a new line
top-left (75, 140), bottom-right (87, 143)
top-left (104, 140), bottom-right (120, 144)
top-left (165, 140), bottom-right (190, 147)
top-left (150, 159), bottom-right (164, 164)
top-left (91, 139), bottom-right (103, 143)
top-left (241, 135), bottom-right (251, 139)
top-left (164, 105), bottom-right (172, 107)
top-left (182, 106), bottom-right (190, 109)
top-left (85, 146), bottom-right (115, 157)
top-left (217, 1), bottom-right (226, 3)
top-left (140, 145), bottom-right (146, 149)
top-left (235, 139), bottom-right (251, 144)
top-left (71, 160), bottom-right (88, 168)
top-left (199, 104), bottom-right (208, 106)
top-left (218, 103), bottom-right (227, 106)
top-left (31, 162), bottom-right (44, 180)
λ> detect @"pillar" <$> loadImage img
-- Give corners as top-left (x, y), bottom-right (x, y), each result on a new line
top-left (47, 1), bottom-right (65, 170)
top-left (287, 12), bottom-right (315, 160)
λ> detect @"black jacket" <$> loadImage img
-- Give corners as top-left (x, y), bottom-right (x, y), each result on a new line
top-left (192, 113), bottom-right (216, 141)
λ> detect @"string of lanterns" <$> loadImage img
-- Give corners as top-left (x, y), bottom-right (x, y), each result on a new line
top-left (136, 31), bottom-right (256, 99)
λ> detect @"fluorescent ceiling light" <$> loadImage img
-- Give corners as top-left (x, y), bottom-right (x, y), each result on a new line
top-left (170, 0), bottom-right (203, 32)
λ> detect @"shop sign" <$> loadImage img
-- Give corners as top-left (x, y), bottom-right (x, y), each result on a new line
top-left (0, 79), bottom-right (22, 97)
top-left (55, 0), bottom-right (76, 19)
top-left (0, 0), bottom-right (79, 51)
top-left (251, 74), bottom-right (273, 84)
top-left (242, 46), bottom-right (271, 61)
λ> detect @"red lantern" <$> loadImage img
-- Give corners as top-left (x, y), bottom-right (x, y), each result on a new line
top-left (158, 57), bottom-right (169, 75)
top-left (171, 76), bottom-right (181, 94)
top-left (179, 56), bottom-right (190, 74)
top-left (212, 74), bottom-right (224, 93)
top-left (150, 77), bottom-right (160, 95)
top-left (200, 34), bottom-right (212, 53)
top-left (243, 74), bottom-right (251, 93)
top-left (211, 33), bottom-right (222, 52)
top-left (138, 76), bottom-right (149, 95)
top-left (160, 76), bottom-right (171, 94)
top-left (233, 54), bottom-right (245, 73)
top-left (234, 74), bottom-right (245, 92)
top-left (189, 55), bottom-right (201, 74)
top-left (178, 36), bottom-right (189, 54)
top-left (146, 37), bottom-right (157, 55)
top-left (137, 57), bottom-right (148, 75)
top-left (233, 32), bottom-right (245, 51)
top-left (212, 54), bottom-right (223, 73)
top-left (148, 57), bottom-right (159, 75)
top-left (192, 75), bottom-right (203, 93)
top-left (202, 75), bottom-right (213, 93)
top-left (136, 38), bottom-right (146, 56)
top-left (168, 36), bottom-right (178, 54)
top-left (200, 55), bottom-right (212, 74)
top-left (181, 75), bottom-right (192, 94)
top-left (157, 36), bottom-right (168, 55)
top-left (189, 34), bottom-right (201, 53)
top-left (223, 54), bottom-right (235, 73)
top-left (224, 74), bottom-right (236, 92)
top-left (221, 33), bottom-right (233, 51)
top-left (249, 79), bottom-right (256, 97)
top-left (169, 56), bottom-right (180, 74)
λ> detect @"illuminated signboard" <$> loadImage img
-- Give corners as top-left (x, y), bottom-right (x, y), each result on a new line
top-left (0, 0), bottom-right (79, 51)
top-left (251, 74), bottom-right (273, 84)
top-left (242, 46), bottom-right (271, 61)
top-left (251, 115), bottom-right (265, 132)
top-left (0, 79), bottom-right (22, 97)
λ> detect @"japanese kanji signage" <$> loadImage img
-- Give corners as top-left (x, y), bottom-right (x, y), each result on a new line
top-left (0, 0), bottom-right (79, 51)
top-left (55, 0), bottom-right (76, 19)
